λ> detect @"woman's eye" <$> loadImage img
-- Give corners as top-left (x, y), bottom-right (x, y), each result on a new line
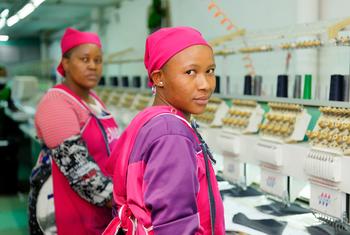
top-left (186, 70), bottom-right (195, 75)
top-left (207, 68), bottom-right (215, 74)
top-left (95, 58), bottom-right (102, 64)
top-left (81, 57), bottom-right (89, 63)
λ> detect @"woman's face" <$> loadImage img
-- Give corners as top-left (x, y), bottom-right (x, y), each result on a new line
top-left (62, 43), bottom-right (103, 90)
top-left (157, 45), bottom-right (216, 116)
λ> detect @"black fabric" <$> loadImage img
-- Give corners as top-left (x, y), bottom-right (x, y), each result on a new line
top-left (307, 223), bottom-right (350, 235)
top-left (232, 212), bottom-right (287, 235)
top-left (0, 137), bottom-right (18, 194)
top-left (216, 174), bottom-right (225, 182)
top-left (28, 146), bottom-right (51, 235)
top-left (256, 198), bottom-right (310, 216)
top-left (220, 185), bottom-right (262, 199)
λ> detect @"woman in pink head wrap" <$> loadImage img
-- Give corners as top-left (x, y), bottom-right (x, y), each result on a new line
top-left (28, 28), bottom-right (119, 235)
top-left (104, 26), bottom-right (225, 235)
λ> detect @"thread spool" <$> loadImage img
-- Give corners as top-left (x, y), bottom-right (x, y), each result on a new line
top-left (214, 75), bottom-right (221, 93)
top-left (111, 76), bottom-right (119, 87)
top-left (99, 76), bottom-right (106, 86)
top-left (293, 75), bottom-right (302, 98)
top-left (226, 76), bottom-right (231, 95)
top-left (329, 74), bottom-right (344, 101)
top-left (243, 74), bottom-right (252, 95)
top-left (303, 74), bottom-right (312, 99)
top-left (276, 74), bottom-right (288, 98)
top-left (132, 76), bottom-right (141, 88)
top-left (343, 75), bottom-right (350, 101)
top-left (121, 76), bottom-right (129, 87)
top-left (253, 75), bottom-right (262, 96)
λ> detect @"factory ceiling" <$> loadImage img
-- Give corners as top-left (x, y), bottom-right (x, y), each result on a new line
top-left (0, 0), bottom-right (123, 40)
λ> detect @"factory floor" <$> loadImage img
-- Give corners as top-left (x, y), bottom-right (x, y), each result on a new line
top-left (0, 193), bottom-right (28, 235)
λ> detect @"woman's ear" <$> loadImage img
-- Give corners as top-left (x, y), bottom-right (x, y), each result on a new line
top-left (150, 70), bottom-right (164, 87)
top-left (62, 58), bottom-right (69, 75)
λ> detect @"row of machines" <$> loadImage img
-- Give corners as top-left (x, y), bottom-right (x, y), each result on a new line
top-left (95, 86), bottom-right (350, 233)
top-left (95, 87), bottom-right (154, 131)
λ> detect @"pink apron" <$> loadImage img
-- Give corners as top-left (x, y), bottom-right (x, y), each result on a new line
top-left (104, 106), bottom-right (225, 235)
top-left (51, 84), bottom-right (119, 235)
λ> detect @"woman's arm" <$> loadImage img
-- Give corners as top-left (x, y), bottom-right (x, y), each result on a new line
top-left (51, 135), bottom-right (113, 206)
top-left (143, 134), bottom-right (202, 234)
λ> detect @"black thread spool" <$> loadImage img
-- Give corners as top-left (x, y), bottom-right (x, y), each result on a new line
top-left (243, 75), bottom-right (252, 95)
top-left (132, 76), bottom-right (141, 88)
top-left (98, 76), bottom-right (106, 86)
top-left (121, 76), bottom-right (129, 87)
top-left (343, 75), bottom-right (350, 102)
top-left (111, 76), bottom-right (119, 86)
top-left (276, 74), bottom-right (288, 98)
top-left (214, 75), bottom-right (221, 93)
top-left (329, 74), bottom-right (344, 101)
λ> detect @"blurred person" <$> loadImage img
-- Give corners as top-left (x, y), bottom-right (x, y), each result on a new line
top-left (28, 28), bottom-right (119, 235)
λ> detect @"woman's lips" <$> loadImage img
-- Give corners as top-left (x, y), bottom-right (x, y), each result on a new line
top-left (193, 97), bottom-right (209, 105)
top-left (86, 74), bottom-right (98, 80)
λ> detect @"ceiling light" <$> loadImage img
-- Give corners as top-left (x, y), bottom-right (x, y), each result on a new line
top-left (0, 35), bottom-right (9, 41)
top-left (0, 19), bottom-right (5, 30)
top-left (0, 9), bottom-right (9, 18)
top-left (17, 3), bottom-right (35, 19)
top-left (7, 15), bottom-right (19, 27)
top-left (32, 0), bottom-right (46, 7)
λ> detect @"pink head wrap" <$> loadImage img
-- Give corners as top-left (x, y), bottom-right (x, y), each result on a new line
top-left (57, 27), bottom-right (102, 77)
top-left (144, 26), bottom-right (210, 86)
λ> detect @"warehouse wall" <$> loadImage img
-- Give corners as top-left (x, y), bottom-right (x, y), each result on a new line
top-left (44, 0), bottom-right (350, 99)
top-left (0, 39), bottom-right (40, 74)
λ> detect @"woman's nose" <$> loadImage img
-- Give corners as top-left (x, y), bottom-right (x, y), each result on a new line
top-left (197, 73), bottom-right (213, 91)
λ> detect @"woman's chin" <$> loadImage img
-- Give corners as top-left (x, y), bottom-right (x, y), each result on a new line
top-left (190, 107), bottom-right (207, 115)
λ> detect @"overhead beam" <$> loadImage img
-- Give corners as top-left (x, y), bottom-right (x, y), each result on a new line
top-left (45, 0), bottom-right (121, 8)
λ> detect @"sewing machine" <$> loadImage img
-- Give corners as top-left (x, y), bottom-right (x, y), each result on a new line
top-left (305, 106), bottom-right (350, 232)
top-left (217, 99), bottom-right (264, 192)
top-left (255, 102), bottom-right (311, 205)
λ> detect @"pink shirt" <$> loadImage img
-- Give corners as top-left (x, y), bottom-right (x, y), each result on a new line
top-left (35, 89), bottom-right (92, 148)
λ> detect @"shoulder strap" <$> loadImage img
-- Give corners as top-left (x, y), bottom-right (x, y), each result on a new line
top-left (191, 120), bottom-right (216, 235)
top-left (51, 84), bottom-right (111, 156)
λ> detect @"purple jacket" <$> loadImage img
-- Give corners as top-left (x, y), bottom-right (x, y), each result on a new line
top-left (104, 106), bottom-right (225, 235)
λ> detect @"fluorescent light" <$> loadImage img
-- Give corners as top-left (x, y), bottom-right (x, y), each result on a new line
top-left (0, 35), bottom-right (9, 41)
top-left (0, 19), bottom-right (5, 30)
top-left (7, 15), bottom-right (19, 27)
top-left (32, 0), bottom-right (46, 7)
top-left (0, 9), bottom-right (9, 18)
top-left (17, 3), bottom-right (35, 19)
top-left (3, 0), bottom-right (45, 28)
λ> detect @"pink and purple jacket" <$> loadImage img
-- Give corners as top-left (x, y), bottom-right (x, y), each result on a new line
top-left (104, 106), bottom-right (225, 235)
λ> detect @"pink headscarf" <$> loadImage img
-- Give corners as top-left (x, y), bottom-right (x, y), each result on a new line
top-left (57, 27), bottom-right (102, 77)
top-left (144, 26), bottom-right (210, 86)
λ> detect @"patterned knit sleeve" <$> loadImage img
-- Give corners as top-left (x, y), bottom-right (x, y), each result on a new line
top-left (51, 135), bottom-right (113, 206)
